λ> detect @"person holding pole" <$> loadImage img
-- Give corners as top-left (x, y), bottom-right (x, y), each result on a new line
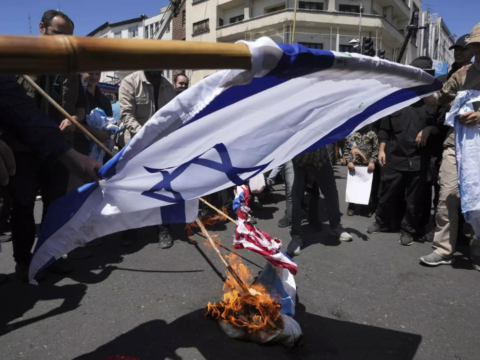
top-left (0, 75), bottom-right (101, 282)
top-left (119, 70), bottom-right (176, 248)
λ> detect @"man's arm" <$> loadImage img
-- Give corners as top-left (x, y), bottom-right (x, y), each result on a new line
top-left (120, 77), bottom-right (142, 136)
top-left (378, 141), bottom-right (387, 166)
top-left (0, 76), bottom-right (71, 159)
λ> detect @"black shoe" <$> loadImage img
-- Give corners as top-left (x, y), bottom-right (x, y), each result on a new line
top-left (158, 226), bottom-right (173, 249)
top-left (0, 273), bottom-right (7, 284)
top-left (424, 229), bottom-right (435, 243)
top-left (15, 263), bottom-right (45, 282)
top-left (399, 231), bottom-right (414, 246)
top-left (48, 258), bottom-right (73, 275)
top-left (367, 222), bottom-right (390, 234)
top-left (278, 214), bottom-right (291, 228)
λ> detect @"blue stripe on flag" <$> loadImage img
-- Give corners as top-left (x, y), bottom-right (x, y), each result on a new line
top-left (301, 82), bottom-right (442, 154)
top-left (160, 202), bottom-right (186, 223)
top-left (34, 181), bottom-right (99, 251)
top-left (270, 44), bottom-right (335, 78)
top-left (98, 145), bottom-right (127, 180)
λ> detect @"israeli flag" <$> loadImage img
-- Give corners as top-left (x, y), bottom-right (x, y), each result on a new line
top-left (29, 37), bottom-right (442, 282)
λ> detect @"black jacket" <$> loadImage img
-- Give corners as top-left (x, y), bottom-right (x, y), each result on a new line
top-left (378, 101), bottom-right (440, 172)
top-left (85, 86), bottom-right (113, 116)
top-left (0, 76), bottom-right (71, 160)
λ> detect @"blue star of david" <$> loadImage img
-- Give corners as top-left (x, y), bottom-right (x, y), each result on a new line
top-left (141, 143), bottom-right (272, 203)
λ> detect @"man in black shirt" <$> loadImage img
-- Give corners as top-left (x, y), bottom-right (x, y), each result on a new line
top-left (367, 57), bottom-right (440, 246)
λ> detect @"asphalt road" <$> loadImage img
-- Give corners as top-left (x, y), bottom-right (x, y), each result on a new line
top-left (1, 166), bottom-right (479, 360)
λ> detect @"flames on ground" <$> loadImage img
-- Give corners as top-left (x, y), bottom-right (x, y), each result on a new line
top-left (205, 253), bottom-right (283, 333)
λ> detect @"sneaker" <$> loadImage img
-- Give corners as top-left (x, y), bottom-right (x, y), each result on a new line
top-left (347, 209), bottom-right (354, 216)
top-left (36, 195), bottom-right (42, 201)
top-left (330, 226), bottom-right (353, 242)
top-left (86, 238), bottom-right (103, 247)
top-left (420, 252), bottom-right (454, 266)
top-left (0, 273), bottom-right (7, 284)
top-left (399, 231), bottom-right (413, 246)
top-left (278, 214), bottom-right (291, 228)
top-left (367, 222), bottom-right (390, 234)
top-left (158, 226), bottom-right (173, 249)
top-left (423, 229), bottom-right (435, 243)
top-left (287, 236), bottom-right (303, 256)
top-left (66, 247), bottom-right (92, 259)
top-left (47, 258), bottom-right (73, 275)
top-left (251, 197), bottom-right (263, 210)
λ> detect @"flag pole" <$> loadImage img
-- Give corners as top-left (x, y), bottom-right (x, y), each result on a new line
top-left (0, 35), bottom-right (252, 75)
top-left (25, 74), bottom-right (237, 224)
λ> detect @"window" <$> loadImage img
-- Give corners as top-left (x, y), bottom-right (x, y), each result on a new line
top-left (265, 4), bottom-right (286, 14)
top-left (193, 19), bottom-right (209, 35)
top-left (411, 4), bottom-right (419, 46)
top-left (299, 2), bottom-right (323, 10)
top-left (128, 25), bottom-right (139, 38)
top-left (218, 18), bottom-right (224, 27)
top-left (298, 42), bottom-right (323, 49)
top-left (114, 31), bottom-right (121, 38)
top-left (150, 24), bottom-right (154, 38)
top-left (182, 10), bottom-right (186, 27)
top-left (155, 22), bottom-right (160, 36)
top-left (166, 21), bottom-right (171, 33)
top-left (339, 44), bottom-right (356, 53)
top-left (339, 5), bottom-right (360, 13)
top-left (230, 15), bottom-right (244, 24)
top-left (145, 26), bottom-right (149, 39)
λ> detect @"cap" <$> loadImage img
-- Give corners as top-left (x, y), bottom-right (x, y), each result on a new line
top-left (410, 56), bottom-right (433, 70)
top-left (466, 22), bottom-right (480, 45)
top-left (449, 34), bottom-right (471, 50)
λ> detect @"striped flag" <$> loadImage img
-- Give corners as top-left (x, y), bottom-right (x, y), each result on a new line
top-left (29, 37), bottom-right (441, 282)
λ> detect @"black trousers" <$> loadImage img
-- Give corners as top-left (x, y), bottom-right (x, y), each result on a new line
top-left (375, 166), bottom-right (427, 235)
top-left (0, 186), bottom-right (12, 229)
top-left (9, 152), bottom-right (69, 265)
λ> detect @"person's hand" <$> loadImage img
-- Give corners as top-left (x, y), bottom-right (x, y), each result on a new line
top-left (368, 162), bottom-right (375, 173)
top-left (59, 119), bottom-right (76, 133)
top-left (0, 140), bottom-right (16, 186)
top-left (59, 149), bottom-right (102, 182)
top-left (348, 162), bottom-right (355, 172)
top-left (459, 111), bottom-right (480, 126)
top-left (416, 127), bottom-right (433, 147)
top-left (351, 148), bottom-right (366, 162)
top-left (378, 151), bottom-right (386, 167)
top-left (96, 130), bottom-right (111, 143)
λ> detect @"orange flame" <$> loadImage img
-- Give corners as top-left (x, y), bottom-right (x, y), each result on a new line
top-left (206, 253), bottom-right (282, 333)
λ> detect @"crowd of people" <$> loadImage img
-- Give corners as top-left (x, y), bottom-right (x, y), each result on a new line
top-left (0, 9), bottom-right (479, 286)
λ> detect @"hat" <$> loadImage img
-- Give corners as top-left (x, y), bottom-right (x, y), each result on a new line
top-left (449, 34), bottom-right (471, 50)
top-left (410, 56), bottom-right (433, 70)
top-left (467, 22), bottom-right (480, 45)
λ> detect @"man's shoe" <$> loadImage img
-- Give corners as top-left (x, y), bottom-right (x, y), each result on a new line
top-left (367, 222), bottom-right (390, 234)
top-left (158, 226), bottom-right (173, 249)
top-left (424, 229), bottom-right (435, 243)
top-left (330, 226), bottom-right (353, 242)
top-left (86, 238), bottom-right (103, 247)
top-left (15, 263), bottom-right (45, 282)
top-left (0, 273), bottom-right (8, 284)
top-left (278, 214), bottom-right (291, 228)
top-left (66, 247), bottom-right (92, 259)
top-left (420, 252), bottom-right (454, 266)
top-left (287, 236), bottom-right (303, 256)
top-left (399, 231), bottom-right (413, 246)
top-left (251, 197), bottom-right (263, 210)
top-left (0, 234), bottom-right (11, 243)
top-left (347, 209), bottom-right (354, 216)
top-left (48, 258), bottom-right (73, 275)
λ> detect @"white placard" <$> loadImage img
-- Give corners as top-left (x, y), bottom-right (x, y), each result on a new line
top-left (346, 166), bottom-right (374, 205)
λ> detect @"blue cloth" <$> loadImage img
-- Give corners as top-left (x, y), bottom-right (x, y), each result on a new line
top-left (112, 101), bottom-right (121, 123)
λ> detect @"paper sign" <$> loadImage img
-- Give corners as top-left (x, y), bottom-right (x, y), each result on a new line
top-left (346, 166), bottom-right (374, 205)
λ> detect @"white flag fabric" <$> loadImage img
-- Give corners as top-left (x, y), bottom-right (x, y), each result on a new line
top-left (29, 37), bottom-right (442, 282)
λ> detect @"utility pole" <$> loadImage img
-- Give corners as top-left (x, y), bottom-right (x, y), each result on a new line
top-left (28, 14), bottom-right (32, 35)
top-left (396, 10), bottom-right (425, 63)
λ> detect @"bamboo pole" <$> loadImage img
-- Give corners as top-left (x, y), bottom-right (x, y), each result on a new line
top-left (199, 197), bottom-right (237, 225)
top-left (196, 219), bottom-right (250, 295)
top-left (0, 35), bottom-right (252, 75)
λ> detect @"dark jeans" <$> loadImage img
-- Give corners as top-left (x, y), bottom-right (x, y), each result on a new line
top-left (9, 152), bottom-right (69, 265)
top-left (0, 186), bottom-right (12, 229)
top-left (375, 166), bottom-right (427, 235)
top-left (289, 159), bottom-right (341, 236)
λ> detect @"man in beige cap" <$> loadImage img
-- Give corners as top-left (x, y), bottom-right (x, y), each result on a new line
top-left (421, 22), bottom-right (480, 269)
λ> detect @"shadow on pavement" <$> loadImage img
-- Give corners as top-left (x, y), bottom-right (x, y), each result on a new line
top-left (73, 301), bottom-right (421, 360)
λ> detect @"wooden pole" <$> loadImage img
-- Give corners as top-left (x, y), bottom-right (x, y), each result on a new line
top-left (195, 219), bottom-right (250, 295)
top-left (0, 35), bottom-right (252, 75)
top-left (199, 197), bottom-right (237, 225)
top-left (21, 75), bottom-right (113, 156)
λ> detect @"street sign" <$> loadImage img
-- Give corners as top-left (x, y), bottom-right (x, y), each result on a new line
top-left (432, 60), bottom-right (448, 77)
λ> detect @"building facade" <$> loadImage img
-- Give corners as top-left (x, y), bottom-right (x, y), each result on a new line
top-left (186, 0), bottom-right (422, 83)
top-left (419, 11), bottom-right (455, 68)
top-left (87, 8), bottom-right (174, 84)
